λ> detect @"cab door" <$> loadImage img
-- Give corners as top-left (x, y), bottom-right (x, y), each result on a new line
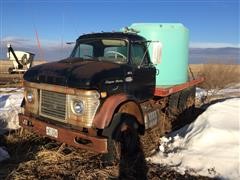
top-left (129, 42), bottom-right (156, 100)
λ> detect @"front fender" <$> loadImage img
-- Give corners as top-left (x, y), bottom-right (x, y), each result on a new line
top-left (93, 93), bottom-right (144, 130)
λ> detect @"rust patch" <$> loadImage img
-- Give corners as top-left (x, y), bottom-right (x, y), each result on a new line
top-left (19, 114), bottom-right (108, 153)
top-left (118, 101), bottom-right (144, 125)
top-left (93, 93), bottom-right (128, 129)
top-left (154, 77), bottom-right (204, 97)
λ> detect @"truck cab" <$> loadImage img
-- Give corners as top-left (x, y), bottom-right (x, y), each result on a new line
top-left (69, 32), bottom-right (156, 100)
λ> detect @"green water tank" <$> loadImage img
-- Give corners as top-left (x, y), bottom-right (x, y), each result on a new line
top-left (129, 23), bottom-right (189, 86)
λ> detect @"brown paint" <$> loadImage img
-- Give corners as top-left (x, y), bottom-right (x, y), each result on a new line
top-left (19, 114), bottom-right (108, 153)
top-left (118, 101), bottom-right (144, 125)
top-left (93, 93), bottom-right (128, 129)
top-left (93, 94), bottom-right (144, 129)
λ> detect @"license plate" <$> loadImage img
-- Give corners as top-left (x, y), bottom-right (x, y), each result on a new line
top-left (46, 126), bottom-right (58, 138)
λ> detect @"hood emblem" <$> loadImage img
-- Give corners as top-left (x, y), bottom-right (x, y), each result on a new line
top-left (125, 76), bottom-right (133, 82)
top-left (105, 79), bottom-right (124, 84)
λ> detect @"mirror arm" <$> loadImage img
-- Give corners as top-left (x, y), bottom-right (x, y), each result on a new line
top-left (139, 41), bottom-right (151, 67)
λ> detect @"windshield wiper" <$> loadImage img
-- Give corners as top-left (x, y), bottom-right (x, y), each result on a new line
top-left (82, 55), bottom-right (101, 61)
top-left (83, 55), bottom-right (94, 59)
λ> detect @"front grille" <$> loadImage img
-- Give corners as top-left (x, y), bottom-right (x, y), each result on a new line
top-left (40, 90), bottom-right (66, 121)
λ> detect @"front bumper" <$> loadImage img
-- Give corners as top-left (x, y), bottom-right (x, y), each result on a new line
top-left (19, 113), bottom-right (108, 153)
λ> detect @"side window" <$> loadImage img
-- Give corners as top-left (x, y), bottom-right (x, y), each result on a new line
top-left (74, 44), bottom-right (93, 58)
top-left (131, 43), bottom-right (148, 66)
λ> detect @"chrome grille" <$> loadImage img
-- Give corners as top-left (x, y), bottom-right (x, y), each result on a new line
top-left (40, 90), bottom-right (66, 121)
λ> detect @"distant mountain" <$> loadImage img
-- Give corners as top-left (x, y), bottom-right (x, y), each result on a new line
top-left (189, 47), bottom-right (240, 64)
top-left (0, 45), bottom-right (239, 64)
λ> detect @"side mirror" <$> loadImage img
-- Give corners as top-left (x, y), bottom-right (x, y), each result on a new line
top-left (152, 42), bottom-right (162, 65)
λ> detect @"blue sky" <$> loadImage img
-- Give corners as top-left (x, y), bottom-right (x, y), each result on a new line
top-left (0, 0), bottom-right (239, 60)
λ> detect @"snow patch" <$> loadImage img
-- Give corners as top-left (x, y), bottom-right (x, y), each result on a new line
top-left (0, 88), bottom-right (23, 135)
top-left (196, 87), bottom-right (208, 103)
top-left (149, 98), bottom-right (240, 180)
top-left (196, 84), bottom-right (240, 102)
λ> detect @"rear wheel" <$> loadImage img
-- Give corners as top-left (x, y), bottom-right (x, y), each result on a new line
top-left (178, 86), bottom-right (196, 112)
top-left (168, 86), bottom-right (196, 130)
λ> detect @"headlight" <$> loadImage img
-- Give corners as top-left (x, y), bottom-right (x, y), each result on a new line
top-left (72, 100), bottom-right (84, 115)
top-left (24, 87), bottom-right (38, 114)
top-left (26, 91), bottom-right (34, 103)
top-left (67, 91), bottom-right (100, 128)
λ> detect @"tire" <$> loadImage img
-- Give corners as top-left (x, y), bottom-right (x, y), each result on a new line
top-left (167, 87), bottom-right (196, 130)
top-left (178, 89), bottom-right (189, 112)
top-left (102, 113), bottom-right (140, 165)
top-left (178, 86), bottom-right (196, 112)
top-left (168, 92), bottom-right (180, 117)
top-left (102, 113), bottom-right (148, 179)
top-left (8, 67), bottom-right (14, 74)
top-left (172, 86), bottom-right (196, 129)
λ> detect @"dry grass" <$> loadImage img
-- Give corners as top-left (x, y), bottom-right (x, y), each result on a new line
top-left (190, 63), bottom-right (240, 101)
top-left (197, 64), bottom-right (239, 89)
top-left (0, 130), bottom-right (215, 180)
top-left (0, 74), bottom-right (23, 87)
top-left (8, 149), bottom-right (117, 180)
top-left (1, 130), bottom-right (118, 180)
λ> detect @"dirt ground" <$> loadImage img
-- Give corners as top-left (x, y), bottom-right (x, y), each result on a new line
top-left (0, 74), bottom-right (23, 86)
top-left (1, 63), bottom-right (237, 179)
top-left (0, 129), bottom-right (218, 180)
top-left (0, 101), bottom-right (222, 180)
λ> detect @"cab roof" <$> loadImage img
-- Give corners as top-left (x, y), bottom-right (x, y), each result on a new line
top-left (77, 32), bottom-right (146, 42)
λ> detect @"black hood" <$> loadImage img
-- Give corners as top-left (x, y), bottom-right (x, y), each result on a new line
top-left (24, 57), bottom-right (132, 90)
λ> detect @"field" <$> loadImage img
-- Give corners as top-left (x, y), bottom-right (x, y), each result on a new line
top-left (0, 64), bottom-right (239, 179)
top-left (0, 60), bottom-right (45, 86)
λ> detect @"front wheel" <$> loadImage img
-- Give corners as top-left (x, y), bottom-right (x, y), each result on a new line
top-left (102, 113), bottom-right (140, 164)
top-left (102, 113), bottom-right (147, 179)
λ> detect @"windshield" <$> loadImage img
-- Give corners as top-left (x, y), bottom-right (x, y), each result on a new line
top-left (70, 38), bottom-right (128, 64)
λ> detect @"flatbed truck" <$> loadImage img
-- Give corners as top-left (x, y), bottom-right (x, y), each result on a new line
top-left (19, 23), bottom-right (203, 162)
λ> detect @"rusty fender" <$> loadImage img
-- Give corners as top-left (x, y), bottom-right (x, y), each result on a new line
top-left (93, 93), bottom-right (145, 136)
